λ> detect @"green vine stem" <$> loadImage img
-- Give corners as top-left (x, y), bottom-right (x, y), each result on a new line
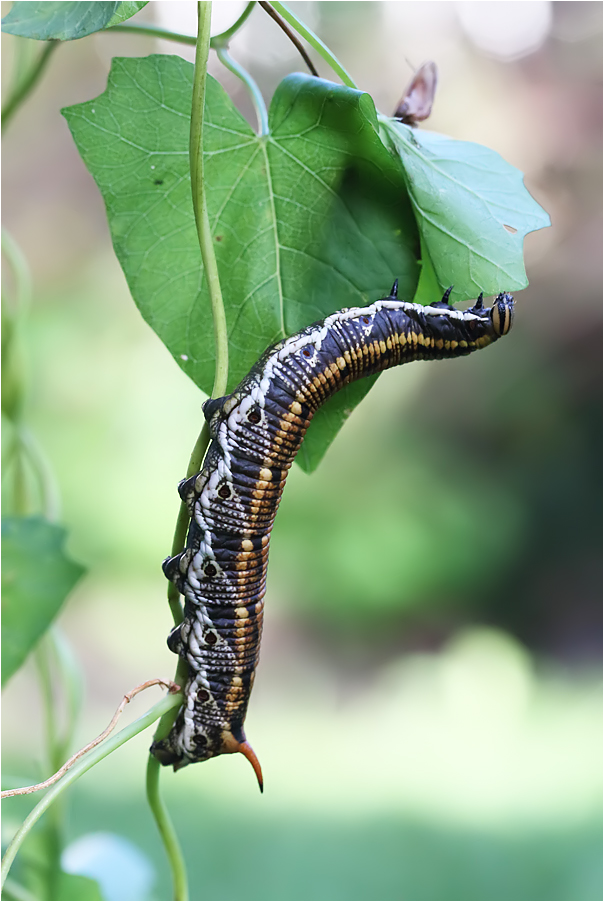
top-left (166, 424), bottom-right (211, 625)
top-left (110, 22), bottom-right (196, 44)
top-left (216, 46), bottom-right (269, 135)
top-left (111, 1), bottom-right (256, 49)
top-left (1, 229), bottom-right (32, 313)
top-left (146, 4), bottom-right (235, 898)
top-left (190, 3), bottom-right (229, 401)
top-left (0, 692), bottom-right (183, 892)
top-left (17, 425), bottom-right (62, 523)
top-left (46, 627), bottom-right (84, 765)
top-left (1, 41), bottom-right (58, 133)
top-left (258, 1), bottom-right (318, 76)
top-left (2, 877), bottom-right (34, 901)
top-left (210, 0), bottom-right (256, 46)
top-left (2, 229), bottom-right (31, 426)
top-left (33, 641), bottom-right (64, 899)
top-left (146, 754), bottom-right (189, 901)
top-left (112, 5), bottom-right (268, 138)
top-left (268, 2), bottom-right (358, 89)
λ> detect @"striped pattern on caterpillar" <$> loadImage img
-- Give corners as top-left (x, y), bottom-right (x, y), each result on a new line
top-left (151, 283), bottom-right (514, 789)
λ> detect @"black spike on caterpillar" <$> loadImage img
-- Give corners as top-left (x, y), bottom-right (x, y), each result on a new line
top-left (151, 288), bottom-right (515, 789)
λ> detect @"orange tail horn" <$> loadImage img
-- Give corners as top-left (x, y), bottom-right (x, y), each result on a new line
top-left (238, 740), bottom-right (264, 793)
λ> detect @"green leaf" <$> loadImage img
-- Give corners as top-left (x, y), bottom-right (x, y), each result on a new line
top-left (1, 517), bottom-right (85, 686)
top-left (382, 119), bottom-right (550, 302)
top-left (58, 872), bottom-right (104, 901)
top-left (62, 58), bottom-right (419, 471)
top-left (106, 1), bottom-right (148, 28)
top-left (1, 2), bottom-right (147, 40)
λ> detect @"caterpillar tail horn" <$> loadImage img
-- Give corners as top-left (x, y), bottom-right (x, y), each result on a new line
top-left (238, 740), bottom-right (264, 793)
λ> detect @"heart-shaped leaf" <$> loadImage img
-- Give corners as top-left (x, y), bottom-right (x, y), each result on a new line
top-left (1, 517), bottom-right (85, 686)
top-left (63, 58), bottom-right (419, 471)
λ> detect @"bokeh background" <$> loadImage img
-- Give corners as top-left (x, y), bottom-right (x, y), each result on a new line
top-left (2, 2), bottom-right (602, 900)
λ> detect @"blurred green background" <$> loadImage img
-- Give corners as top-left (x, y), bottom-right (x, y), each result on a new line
top-left (2, 2), bottom-right (602, 900)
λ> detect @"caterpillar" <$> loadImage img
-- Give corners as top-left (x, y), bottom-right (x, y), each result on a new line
top-left (151, 283), bottom-right (514, 790)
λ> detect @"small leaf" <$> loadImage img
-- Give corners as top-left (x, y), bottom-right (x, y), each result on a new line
top-left (383, 120), bottom-right (551, 301)
top-left (1, 517), bottom-right (85, 686)
top-left (63, 59), bottom-right (419, 471)
top-left (1, 2), bottom-right (145, 41)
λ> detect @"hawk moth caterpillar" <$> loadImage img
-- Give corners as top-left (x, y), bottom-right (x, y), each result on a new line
top-left (151, 283), bottom-right (515, 790)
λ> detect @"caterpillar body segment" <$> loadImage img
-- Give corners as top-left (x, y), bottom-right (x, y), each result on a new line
top-left (151, 287), bottom-right (515, 787)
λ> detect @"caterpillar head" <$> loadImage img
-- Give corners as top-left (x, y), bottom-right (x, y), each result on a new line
top-left (490, 292), bottom-right (515, 336)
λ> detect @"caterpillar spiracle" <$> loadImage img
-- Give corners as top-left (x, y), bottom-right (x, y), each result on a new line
top-left (151, 283), bottom-right (515, 790)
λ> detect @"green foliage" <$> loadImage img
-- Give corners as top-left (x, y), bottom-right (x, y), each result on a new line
top-left (273, 435), bottom-right (526, 622)
top-left (3, 821), bottom-right (103, 902)
top-left (62, 56), bottom-right (548, 472)
top-left (1, 1), bottom-right (147, 40)
top-left (383, 122), bottom-right (551, 304)
top-left (57, 872), bottom-right (103, 901)
top-left (1, 516), bottom-right (85, 686)
top-left (62, 58), bottom-right (419, 471)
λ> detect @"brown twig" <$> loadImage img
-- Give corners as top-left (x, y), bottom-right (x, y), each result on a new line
top-left (258, 2), bottom-right (319, 77)
top-left (1, 679), bottom-right (179, 799)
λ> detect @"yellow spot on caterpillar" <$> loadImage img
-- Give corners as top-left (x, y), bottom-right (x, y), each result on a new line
top-left (410, 331), bottom-right (418, 344)
top-left (235, 607), bottom-right (249, 619)
top-left (241, 539), bottom-right (253, 552)
top-left (261, 535), bottom-right (269, 547)
top-left (444, 341), bottom-right (451, 350)
top-left (259, 467), bottom-right (272, 481)
top-left (379, 340), bottom-right (387, 353)
top-left (336, 356), bottom-right (346, 369)
top-left (290, 401), bottom-right (302, 415)
top-left (436, 339), bottom-right (444, 350)
top-left (386, 338), bottom-right (393, 350)
top-left (450, 340), bottom-right (458, 350)
top-left (232, 676), bottom-right (243, 686)
top-left (459, 340), bottom-right (468, 348)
